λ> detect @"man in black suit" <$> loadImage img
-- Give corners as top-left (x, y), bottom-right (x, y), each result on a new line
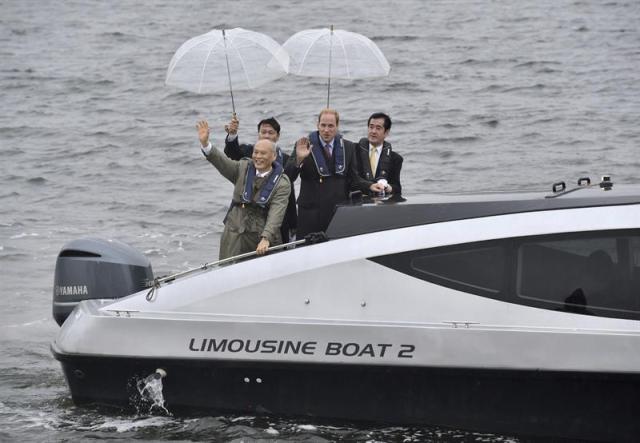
top-left (285, 109), bottom-right (381, 238)
top-left (354, 112), bottom-right (403, 196)
top-left (222, 115), bottom-right (297, 243)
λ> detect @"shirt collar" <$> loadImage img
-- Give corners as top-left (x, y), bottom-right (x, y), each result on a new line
top-left (322, 138), bottom-right (335, 148)
top-left (255, 167), bottom-right (272, 178)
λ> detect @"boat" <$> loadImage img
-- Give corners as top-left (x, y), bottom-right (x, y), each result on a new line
top-left (51, 175), bottom-right (640, 441)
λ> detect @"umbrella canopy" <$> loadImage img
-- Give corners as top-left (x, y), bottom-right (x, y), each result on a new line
top-left (165, 28), bottom-right (289, 112)
top-left (283, 27), bottom-right (390, 106)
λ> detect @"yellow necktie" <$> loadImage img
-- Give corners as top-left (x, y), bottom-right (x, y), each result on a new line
top-left (369, 147), bottom-right (377, 173)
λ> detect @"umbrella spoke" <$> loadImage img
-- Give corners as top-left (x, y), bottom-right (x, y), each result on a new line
top-left (333, 30), bottom-right (351, 79)
top-left (226, 33), bottom-right (252, 92)
top-left (296, 31), bottom-right (329, 76)
top-left (199, 38), bottom-right (225, 94)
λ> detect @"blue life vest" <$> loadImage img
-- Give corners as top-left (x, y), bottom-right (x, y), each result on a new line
top-left (275, 146), bottom-right (284, 166)
top-left (241, 161), bottom-right (284, 207)
top-left (308, 131), bottom-right (345, 177)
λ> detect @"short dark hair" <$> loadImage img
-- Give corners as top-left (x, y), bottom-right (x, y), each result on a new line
top-left (368, 112), bottom-right (391, 131)
top-left (257, 117), bottom-right (280, 134)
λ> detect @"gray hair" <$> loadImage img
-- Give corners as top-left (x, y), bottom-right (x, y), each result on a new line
top-left (255, 138), bottom-right (277, 154)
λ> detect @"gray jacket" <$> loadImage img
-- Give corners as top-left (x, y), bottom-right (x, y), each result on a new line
top-left (206, 147), bottom-right (291, 259)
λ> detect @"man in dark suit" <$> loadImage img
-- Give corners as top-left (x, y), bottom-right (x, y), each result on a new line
top-left (222, 115), bottom-right (297, 243)
top-left (354, 112), bottom-right (403, 196)
top-left (285, 109), bottom-right (381, 238)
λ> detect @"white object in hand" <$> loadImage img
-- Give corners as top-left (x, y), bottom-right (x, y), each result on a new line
top-left (377, 179), bottom-right (388, 196)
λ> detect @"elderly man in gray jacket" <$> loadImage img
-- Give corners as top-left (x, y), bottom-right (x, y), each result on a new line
top-left (197, 120), bottom-right (291, 260)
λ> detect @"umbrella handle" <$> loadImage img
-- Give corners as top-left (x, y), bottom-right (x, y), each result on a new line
top-left (327, 25), bottom-right (333, 108)
top-left (222, 29), bottom-right (236, 114)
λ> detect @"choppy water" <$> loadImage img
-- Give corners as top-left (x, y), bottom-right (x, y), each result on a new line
top-left (1, 0), bottom-right (638, 441)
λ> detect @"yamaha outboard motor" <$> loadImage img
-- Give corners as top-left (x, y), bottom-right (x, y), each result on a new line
top-left (53, 238), bottom-right (153, 326)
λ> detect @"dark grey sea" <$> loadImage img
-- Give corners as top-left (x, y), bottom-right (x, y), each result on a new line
top-left (1, 0), bottom-right (639, 441)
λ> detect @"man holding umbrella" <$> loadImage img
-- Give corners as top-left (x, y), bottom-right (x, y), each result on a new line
top-left (285, 109), bottom-right (382, 238)
top-left (223, 115), bottom-right (297, 243)
top-left (196, 120), bottom-right (291, 260)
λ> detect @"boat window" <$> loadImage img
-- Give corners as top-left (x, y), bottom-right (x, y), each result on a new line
top-left (516, 232), bottom-right (640, 317)
top-left (370, 241), bottom-right (507, 297)
top-left (369, 229), bottom-right (640, 320)
top-left (411, 246), bottom-right (505, 294)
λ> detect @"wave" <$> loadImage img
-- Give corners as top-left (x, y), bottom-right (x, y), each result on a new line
top-left (476, 84), bottom-right (505, 93)
top-left (429, 136), bottom-right (481, 144)
top-left (372, 35), bottom-right (420, 43)
top-left (503, 84), bottom-right (548, 93)
top-left (382, 82), bottom-right (424, 93)
top-left (457, 58), bottom-right (517, 67)
top-left (514, 61), bottom-right (562, 69)
top-left (514, 61), bottom-right (562, 73)
top-left (531, 117), bottom-right (562, 124)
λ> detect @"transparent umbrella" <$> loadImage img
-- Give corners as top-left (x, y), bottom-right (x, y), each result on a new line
top-left (165, 27), bottom-right (289, 113)
top-left (283, 25), bottom-right (390, 107)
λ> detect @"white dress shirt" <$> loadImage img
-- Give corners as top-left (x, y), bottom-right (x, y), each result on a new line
top-left (201, 142), bottom-right (213, 156)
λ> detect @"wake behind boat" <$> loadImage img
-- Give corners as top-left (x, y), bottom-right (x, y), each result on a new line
top-left (51, 176), bottom-right (640, 441)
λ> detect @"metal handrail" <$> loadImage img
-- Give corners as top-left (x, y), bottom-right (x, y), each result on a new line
top-left (544, 176), bottom-right (612, 199)
top-left (145, 232), bottom-right (327, 301)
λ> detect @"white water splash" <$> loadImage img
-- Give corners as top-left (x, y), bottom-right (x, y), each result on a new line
top-left (94, 416), bottom-right (172, 432)
top-left (297, 424), bottom-right (317, 431)
top-left (10, 233), bottom-right (40, 239)
top-left (136, 369), bottom-right (170, 415)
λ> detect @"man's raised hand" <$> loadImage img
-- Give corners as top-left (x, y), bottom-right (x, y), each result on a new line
top-left (196, 120), bottom-right (210, 147)
top-left (295, 137), bottom-right (311, 165)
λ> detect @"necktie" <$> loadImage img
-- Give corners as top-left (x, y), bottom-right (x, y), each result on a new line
top-left (369, 147), bottom-right (377, 173)
top-left (324, 143), bottom-right (332, 159)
